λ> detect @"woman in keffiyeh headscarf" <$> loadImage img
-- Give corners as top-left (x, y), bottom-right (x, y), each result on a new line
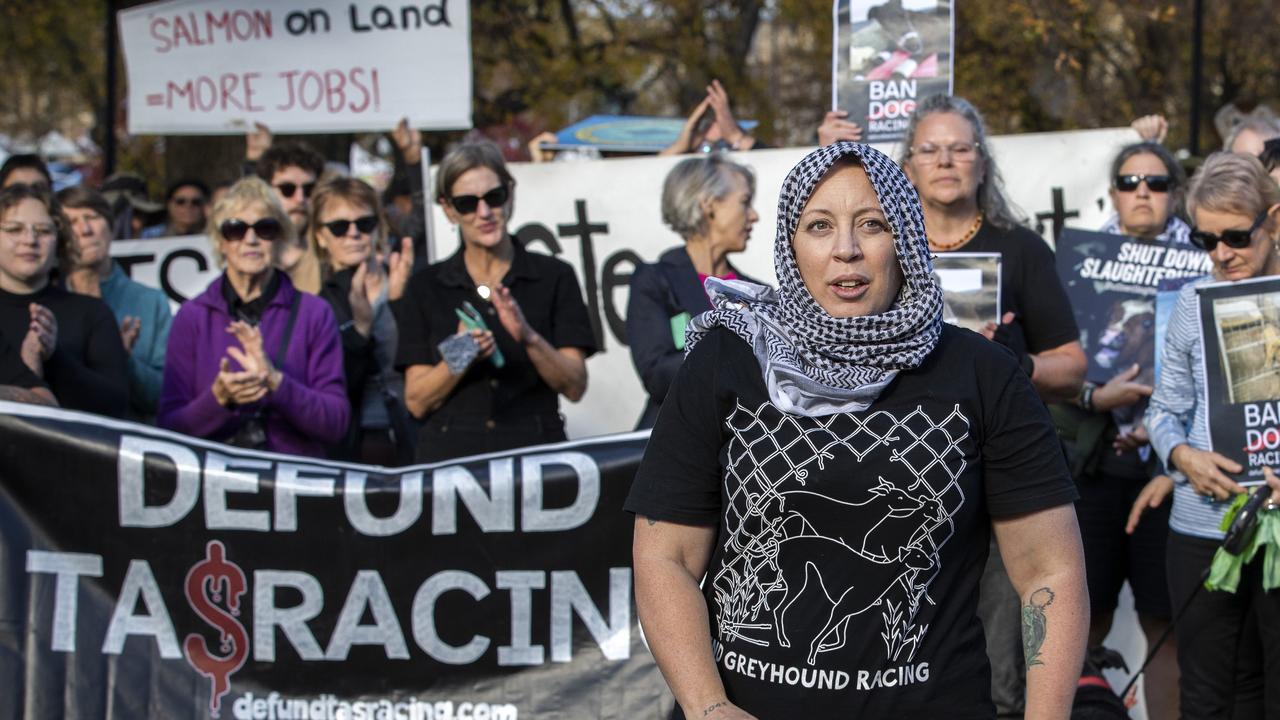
top-left (625, 142), bottom-right (1087, 720)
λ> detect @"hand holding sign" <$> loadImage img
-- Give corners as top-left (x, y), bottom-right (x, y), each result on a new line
top-left (818, 111), bottom-right (865, 146)
top-left (1170, 444), bottom-right (1245, 502)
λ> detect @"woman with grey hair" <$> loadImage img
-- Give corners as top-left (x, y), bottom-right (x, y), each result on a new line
top-left (628, 142), bottom-right (1086, 719)
top-left (395, 141), bottom-right (597, 461)
top-left (627, 154), bottom-right (761, 428)
top-left (900, 94), bottom-right (1086, 717)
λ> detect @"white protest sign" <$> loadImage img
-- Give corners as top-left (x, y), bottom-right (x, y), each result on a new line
top-left (111, 235), bottom-right (220, 311)
top-left (112, 128), bottom-right (1135, 439)
top-left (118, 0), bottom-right (472, 135)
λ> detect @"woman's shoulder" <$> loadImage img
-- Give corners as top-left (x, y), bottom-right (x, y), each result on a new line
top-left (687, 324), bottom-right (754, 367)
top-left (45, 286), bottom-right (115, 323)
top-left (928, 324), bottom-right (1021, 375)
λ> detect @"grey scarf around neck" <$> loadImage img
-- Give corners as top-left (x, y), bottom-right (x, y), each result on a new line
top-left (686, 142), bottom-right (944, 416)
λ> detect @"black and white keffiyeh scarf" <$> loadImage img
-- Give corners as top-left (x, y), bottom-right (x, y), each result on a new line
top-left (686, 142), bottom-right (943, 416)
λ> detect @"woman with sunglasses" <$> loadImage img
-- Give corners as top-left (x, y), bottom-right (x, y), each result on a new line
top-left (1148, 152), bottom-right (1280, 717)
top-left (0, 183), bottom-right (128, 416)
top-left (1056, 140), bottom-right (1191, 720)
top-left (158, 177), bottom-right (348, 458)
top-left (309, 177), bottom-right (414, 464)
top-left (396, 141), bottom-right (597, 462)
top-left (140, 178), bottom-right (209, 238)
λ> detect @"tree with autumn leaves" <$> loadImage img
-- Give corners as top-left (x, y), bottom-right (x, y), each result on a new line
top-left (1, 0), bottom-right (1276, 184)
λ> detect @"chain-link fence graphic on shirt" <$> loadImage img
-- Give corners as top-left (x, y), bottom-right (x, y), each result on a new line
top-left (712, 401), bottom-right (969, 666)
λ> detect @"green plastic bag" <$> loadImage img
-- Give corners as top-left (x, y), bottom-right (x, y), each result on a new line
top-left (1205, 493), bottom-right (1280, 593)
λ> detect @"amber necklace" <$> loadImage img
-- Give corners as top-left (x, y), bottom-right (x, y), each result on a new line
top-left (929, 214), bottom-right (984, 252)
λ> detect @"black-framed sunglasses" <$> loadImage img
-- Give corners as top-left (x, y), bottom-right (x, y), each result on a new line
top-left (1190, 211), bottom-right (1269, 252)
top-left (274, 182), bottom-right (316, 200)
top-left (220, 218), bottom-right (283, 242)
top-left (448, 185), bottom-right (509, 215)
top-left (1114, 174), bottom-right (1172, 193)
top-left (321, 215), bottom-right (379, 237)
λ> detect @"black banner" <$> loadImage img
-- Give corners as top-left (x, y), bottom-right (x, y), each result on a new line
top-left (0, 403), bottom-right (671, 719)
top-left (1057, 228), bottom-right (1210, 385)
top-left (1198, 277), bottom-right (1280, 481)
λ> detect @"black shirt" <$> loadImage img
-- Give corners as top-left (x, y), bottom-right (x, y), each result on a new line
top-left (221, 270), bottom-right (281, 325)
top-left (395, 240), bottom-right (598, 459)
top-left (625, 325), bottom-right (1076, 719)
top-left (0, 284), bottom-right (128, 417)
top-left (962, 222), bottom-right (1079, 354)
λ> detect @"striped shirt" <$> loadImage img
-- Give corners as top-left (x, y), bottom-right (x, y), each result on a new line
top-left (1148, 276), bottom-right (1241, 539)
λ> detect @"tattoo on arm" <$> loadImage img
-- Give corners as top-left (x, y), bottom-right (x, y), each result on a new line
top-left (646, 516), bottom-right (658, 526)
top-left (703, 701), bottom-right (728, 716)
top-left (1021, 587), bottom-right (1055, 670)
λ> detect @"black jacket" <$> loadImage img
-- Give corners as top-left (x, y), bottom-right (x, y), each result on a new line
top-left (626, 246), bottom-right (760, 429)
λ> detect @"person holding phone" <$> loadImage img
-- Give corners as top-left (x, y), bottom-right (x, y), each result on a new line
top-left (395, 141), bottom-right (597, 462)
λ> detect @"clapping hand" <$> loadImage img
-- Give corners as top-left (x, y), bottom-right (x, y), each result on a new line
top-left (707, 79), bottom-right (745, 147)
top-left (120, 316), bottom-right (141, 354)
top-left (21, 303), bottom-right (56, 375)
top-left (388, 237), bottom-right (414, 301)
top-left (492, 284), bottom-right (533, 344)
top-left (348, 262), bottom-right (374, 337)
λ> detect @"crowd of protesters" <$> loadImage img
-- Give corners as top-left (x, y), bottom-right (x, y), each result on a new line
top-left (2, 84), bottom-right (1280, 719)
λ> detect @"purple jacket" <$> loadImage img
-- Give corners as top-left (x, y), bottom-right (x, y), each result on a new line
top-left (158, 273), bottom-right (349, 457)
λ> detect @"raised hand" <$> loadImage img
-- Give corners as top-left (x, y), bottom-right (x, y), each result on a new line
top-left (818, 110), bottom-right (865, 146)
top-left (246, 122), bottom-right (273, 161)
top-left (707, 79), bottom-right (744, 145)
top-left (527, 131), bottom-right (558, 163)
top-left (388, 237), bottom-right (414, 301)
top-left (661, 96), bottom-right (713, 156)
top-left (120, 316), bottom-right (142, 353)
top-left (1130, 114), bottom-right (1168, 144)
top-left (392, 117), bottom-right (423, 165)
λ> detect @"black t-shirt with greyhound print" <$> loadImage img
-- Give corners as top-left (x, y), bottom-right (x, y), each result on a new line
top-left (625, 324), bottom-right (1077, 719)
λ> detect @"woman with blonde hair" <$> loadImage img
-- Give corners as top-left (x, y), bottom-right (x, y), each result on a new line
top-left (308, 176), bottom-right (413, 463)
top-left (158, 176), bottom-right (348, 457)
